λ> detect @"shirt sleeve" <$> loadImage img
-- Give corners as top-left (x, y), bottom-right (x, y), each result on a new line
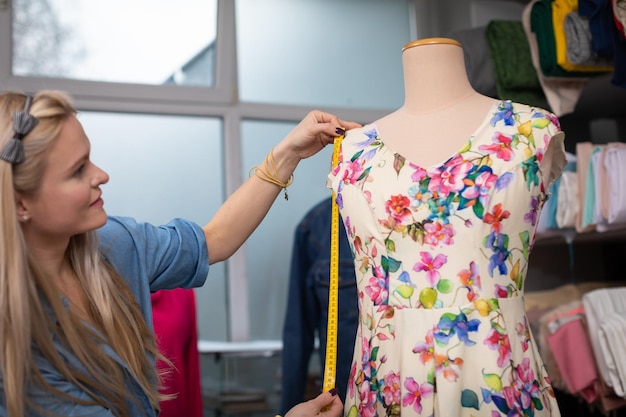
top-left (97, 216), bottom-right (210, 293)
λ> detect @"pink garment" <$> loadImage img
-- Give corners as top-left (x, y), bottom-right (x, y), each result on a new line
top-left (151, 288), bottom-right (203, 417)
top-left (546, 315), bottom-right (600, 403)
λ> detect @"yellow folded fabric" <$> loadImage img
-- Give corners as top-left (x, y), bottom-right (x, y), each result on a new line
top-left (553, 0), bottom-right (614, 72)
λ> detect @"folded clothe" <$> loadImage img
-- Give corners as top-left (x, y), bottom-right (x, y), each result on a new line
top-left (580, 0), bottom-right (626, 88)
top-left (564, 12), bottom-right (616, 68)
top-left (576, 142), bottom-right (597, 233)
top-left (582, 145), bottom-right (603, 229)
top-left (591, 147), bottom-right (611, 229)
top-left (485, 20), bottom-right (549, 108)
top-left (581, 145), bottom-right (624, 233)
top-left (524, 281), bottom-right (620, 312)
top-left (531, 0), bottom-right (599, 77)
top-left (598, 313), bottom-right (626, 398)
top-left (579, 0), bottom-right (615, 58)
top-left (523, 1), bottom-right (590, 116)
top-left (543, 153), bottom-right (576, 229)
top-left (582, 287), bottom-right (626, 394)
top-left (553, 0), bottom-right (614, 72)
top-left (556, 170), bottom-right (579, 228)
top-left (545, 301), bottom-right (600, 403)
top-left (599, 146), bottom-right (611, 221)
top-left (604, 144), bottom-right (626, 224)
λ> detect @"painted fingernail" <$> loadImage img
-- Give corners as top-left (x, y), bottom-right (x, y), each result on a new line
top-left (329, 388), bottom-right (338, 396)
top-left (335, 127), bottom-right (346, 135)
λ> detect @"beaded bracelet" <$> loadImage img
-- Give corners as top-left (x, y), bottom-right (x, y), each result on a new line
top-left (249, 148), bottom-right (294, 200)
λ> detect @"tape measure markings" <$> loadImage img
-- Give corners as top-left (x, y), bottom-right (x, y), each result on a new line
top-left (322, 134), bottom-right (343, 392)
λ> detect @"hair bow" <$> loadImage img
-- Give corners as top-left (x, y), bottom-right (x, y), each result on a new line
top-left (0, 95), bottom-right (39, 164)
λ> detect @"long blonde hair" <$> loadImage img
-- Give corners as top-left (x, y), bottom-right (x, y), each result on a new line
top-left (0, 91), bottom-right (162, 417)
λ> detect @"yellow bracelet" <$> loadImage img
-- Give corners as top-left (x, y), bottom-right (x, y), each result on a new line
top-left (249, 149), bottom-right (294, 200)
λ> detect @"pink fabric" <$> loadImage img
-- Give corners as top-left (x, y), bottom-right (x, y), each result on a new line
top-left (151, 288), bottom-right (203, 417)
top-left (546, 316), bottom-right (600, 403)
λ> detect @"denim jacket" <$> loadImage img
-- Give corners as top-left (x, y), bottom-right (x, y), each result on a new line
top-left (0, 216), bottom-right (209, 417)
top-left (279, 198), bottom-right (359, 415)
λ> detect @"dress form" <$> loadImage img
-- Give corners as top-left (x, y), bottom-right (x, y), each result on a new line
top-left (328, 38), bottom-right (567, 417)
top-left (376, 37), bottom-right (565, 185)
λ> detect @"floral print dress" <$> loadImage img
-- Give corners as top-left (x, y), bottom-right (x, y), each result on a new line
top-left (327, 100), bottom-right (564, 417)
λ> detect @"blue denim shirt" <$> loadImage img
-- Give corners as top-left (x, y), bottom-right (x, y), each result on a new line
top-left (0, 216), bottom-right (209, 417)
top-left (279, 198), bottom-right (358, 415)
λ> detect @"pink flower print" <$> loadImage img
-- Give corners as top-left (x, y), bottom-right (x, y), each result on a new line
top-left (409, 162), bottom-right (428, 182)
top-left (385, 194), bottom-right (412, 222)
top-left (428, 155), bottom-right (474, 197)
top-left (484, 327), bottom-right (512, 367)
top-left (364, 265), bottom-right (388, 305)
top-left (502, 358), bottom-right (543, 415)
top-left (358, 381), bottom-right (378, 417)
top-left (402, 377), bottom-right (434, 414)
top-left (460, 169), bottom-right (498, 201)
top-left (458, 261), bottom-right (482, 301)
top-left (330, 147), bottom-right (344, 176)
top-left (479, 132), bottom-right (514, 161)
top-left (348, 361), bottom-right (357, 398)
top-left (483, 203), bottom-right (510, 234)
top-left (423, 221), bottom-right (455, 247)
top-left (516, 318), bottom-right (531, 352)
top-left (494, 284), bottom-right (512, 298)
top-left (382, 371), bottom-right (402, 407)
top-left (342, 158), bottom-right (366, 185)
top-left (413, 251), bottom-right (447, 286)
top-left (412, 329), bottom-right (436, 365)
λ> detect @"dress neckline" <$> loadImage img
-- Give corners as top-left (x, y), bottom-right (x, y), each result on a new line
top-left (369, 100), bottom-right (502, 172)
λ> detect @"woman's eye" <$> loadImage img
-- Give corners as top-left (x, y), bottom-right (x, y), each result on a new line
top-left (74, 164), bottom-right (85, 176)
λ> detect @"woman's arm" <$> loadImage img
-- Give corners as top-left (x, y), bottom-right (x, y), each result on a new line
top-left (203, 110), bottom-right (360, 264)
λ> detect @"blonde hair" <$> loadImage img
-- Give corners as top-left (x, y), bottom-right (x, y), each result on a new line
top-left (0, 91), bottom-right (162, 417)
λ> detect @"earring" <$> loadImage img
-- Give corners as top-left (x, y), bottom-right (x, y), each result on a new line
top-left (20, 215), bottom-right (30, 222)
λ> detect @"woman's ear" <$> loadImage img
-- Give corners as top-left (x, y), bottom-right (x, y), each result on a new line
top-left (15, 194), bottom-right (30, 222)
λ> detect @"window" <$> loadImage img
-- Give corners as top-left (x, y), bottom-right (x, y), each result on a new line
top-left (13, 0), bottom-right (218, 87)
top-left (80, 111), bottom-right (227, 340)
top-left (236, 0), bottom-right (409, 109)
top-left (0, 0), bottom-right (414, 341)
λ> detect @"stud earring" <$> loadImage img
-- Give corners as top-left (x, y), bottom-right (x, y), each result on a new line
top-left (20, 215), bottom-right (30, 222)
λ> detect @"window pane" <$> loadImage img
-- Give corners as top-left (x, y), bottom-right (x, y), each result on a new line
top-left (241, 119), bottom-right (335, 339)
top-left (13, 0), bottom-right (217, 86)
top-left (236, 0), bottom-right (411, 109)
top-left (78, 111), bottom-right (227, 340)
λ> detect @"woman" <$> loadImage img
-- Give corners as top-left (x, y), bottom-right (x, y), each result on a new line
top-left (0, 90), bottom-right (357, 417)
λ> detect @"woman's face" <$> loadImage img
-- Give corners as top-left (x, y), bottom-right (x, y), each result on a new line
top-left (19, 116), bottom-right (110, 241)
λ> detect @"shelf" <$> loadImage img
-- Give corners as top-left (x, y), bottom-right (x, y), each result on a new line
top-left (535, 226), bottom-right (626, 246)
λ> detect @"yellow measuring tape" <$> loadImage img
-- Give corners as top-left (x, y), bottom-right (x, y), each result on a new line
top-left (322, 134), bottom-right (343, 392)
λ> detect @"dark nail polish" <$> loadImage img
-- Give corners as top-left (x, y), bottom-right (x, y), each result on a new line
top-left (329, 388), bottom-right (338, 396)
top-left (335, 127), bottom-right (346, 135)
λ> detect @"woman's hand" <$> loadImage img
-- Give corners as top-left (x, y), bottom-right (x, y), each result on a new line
top-left (285, 389), bottom-right (343, 417)
top-left (281, 110), bottom-right (362, 160)
top-left (203, 110), bottom-right (360, 264)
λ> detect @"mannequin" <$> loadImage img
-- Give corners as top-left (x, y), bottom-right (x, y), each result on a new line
top-left (327, 38), bottom-right (566, 416)
top-left (376, 37), bottom-right (565, 186)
